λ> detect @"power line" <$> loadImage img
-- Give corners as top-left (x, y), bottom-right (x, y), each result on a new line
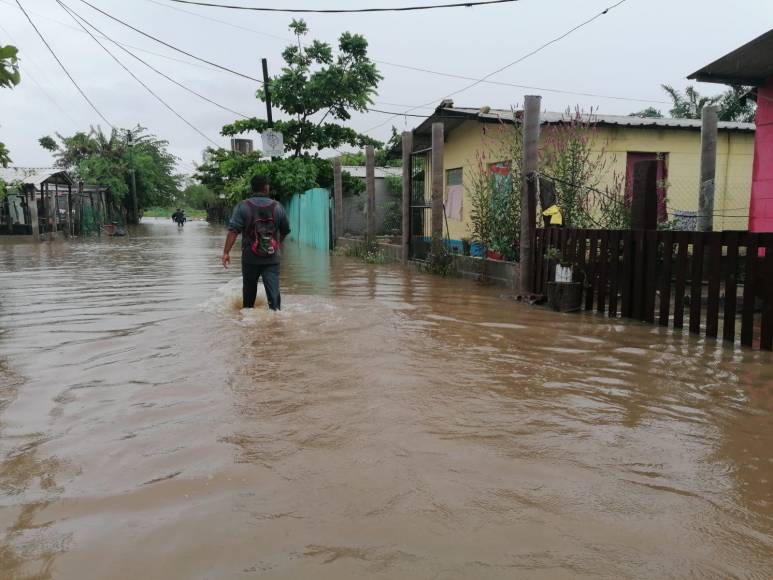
top-left (76, 0), bottom-right (262, 83)
top-left (60, 0), bottom-right (249, 119)
top-left (0, 0), bottom-right (224, 73)
top-left (13, 0), bottom-right (113, 127)
top-left (364, 0), bottom-right (630, 134)
top-left (164, 0), bottom-right (521, 13)
top-left (143, 0), bottom-right (288, 42)
top-left (137, 0), bottom-right (669, 109)
top-left (0, 21), bottom-right (81, 128)
top-left (374, 59), bottom-right (670, 105)
top-left (57, 0), bottom-right (220, 147)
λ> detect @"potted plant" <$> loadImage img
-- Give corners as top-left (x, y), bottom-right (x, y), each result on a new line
top-left (545, 247), bottom-right (583, 313)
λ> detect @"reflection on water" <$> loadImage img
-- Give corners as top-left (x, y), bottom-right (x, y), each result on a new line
top-left (1, 218), bottom-right (773, 579)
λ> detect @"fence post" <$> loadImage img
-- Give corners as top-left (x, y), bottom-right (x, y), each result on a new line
top-left (366, 145), bottom-right (376, 243)
top-left (401, 131), bottom-right (412, 265)
top-left (26, 184), bottom-right (40, 241)
top-left (520, 95), bottom-right (541, 296)
top-left (431, 122), bottom-right (444, 255)
top-left (333, 157), bottom-right (343, 247)
top-left (698, 105), bottom-right (718, 232)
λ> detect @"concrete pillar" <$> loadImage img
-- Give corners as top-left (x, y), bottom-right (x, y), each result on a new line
top-left (366, 146), bottom-right (376, 243)
top-left (431, 122), bottom-right (444, 254)
top-left (401, 131), bottom-right (413, 265)
top-left (333, 157), bottom-right (343, 246)
top-left (698, 105), bottom-right (718, 232)
top-left (520, 95), bottom-right (541, 295)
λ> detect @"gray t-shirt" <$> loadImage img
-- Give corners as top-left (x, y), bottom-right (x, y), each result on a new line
top-left (228, 196), bottom-right (291, 265)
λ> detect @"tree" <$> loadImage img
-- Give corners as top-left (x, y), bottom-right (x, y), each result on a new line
top-left (221, 19), bottom-right (382, 156)
top-left (40, 126), bottom-right (180, 219)
top-left (1, 44), bottom-right (20, 167)
top-left (629, 107), bottom-right (663, 118)
top-left (541, 108), bottom-right (629, 229)
top-left (337, 127), bottom-right (402, 167)
top-left (179, 183), bottom-right (216, 210)
top-left (661, 84), bottom-right (756, 122)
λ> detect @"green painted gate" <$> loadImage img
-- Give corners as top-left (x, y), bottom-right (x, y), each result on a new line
top-left (285, 188), bottom-right (331, 251)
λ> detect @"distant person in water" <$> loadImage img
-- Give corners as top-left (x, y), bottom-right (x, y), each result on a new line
top-left (172, 208), bottom-right (186, 227)
top-left (221, 175), bottom-right (290, 311)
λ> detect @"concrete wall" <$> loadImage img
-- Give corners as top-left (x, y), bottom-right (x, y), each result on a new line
top-left (342, 176), bottom-right (398, 235)
top-left (437, 119), bottom-right (755, 240)
top-left (336, 236), bottom-right (518, 289)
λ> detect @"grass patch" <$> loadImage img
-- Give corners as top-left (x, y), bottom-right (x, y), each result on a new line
top-left (334, 242), bottom-right (386, 264)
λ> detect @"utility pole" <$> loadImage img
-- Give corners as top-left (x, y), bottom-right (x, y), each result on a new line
top-left (127, 128), bottom-right (138, 225)
top-left (334, 157), bottom-right (343, 247)
top-left (431, 122), bottom-right (444, 256)
top-left (366, 145), bottom-right (376, 243)
top-left (262, 58), bottom-right (274, 128)
top-left (520, 95), bottom-right (541, 297)
top-left (698, 104), bottom-right (718, 232)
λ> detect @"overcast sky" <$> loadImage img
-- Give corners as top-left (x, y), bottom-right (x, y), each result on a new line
top-left (1, 0), bottom-right (771, 174)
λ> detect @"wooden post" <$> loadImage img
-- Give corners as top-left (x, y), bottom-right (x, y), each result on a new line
top-left (698, 105), bottom-right (718, 232)
top-left (64, 183), bottom-right (72, 237)
top-left (333, 157), bottom-right (343, 246)
top-left (366, 145), bottom-right (376, 243)
top-left (26, 184), bottom-right (40, 241)
top-left (431, 122), bottom-right (444, 254)
top-left (520, 95), bottom-right (541, 296)
top-left (401, 131), bottom-right (413, 265)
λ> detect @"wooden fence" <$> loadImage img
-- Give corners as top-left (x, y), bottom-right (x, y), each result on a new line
top-left (534, 228), bottom-right (773, 351)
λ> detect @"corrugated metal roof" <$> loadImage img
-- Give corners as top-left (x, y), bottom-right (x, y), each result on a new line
top-left (342, 166), bottom-right (402, 178)
top-left (442, 107), bottom-right (756, 132)
top-left (0, 166), bottom-right (72, 185)
top-left (688, 28), bottom-right (773, 86)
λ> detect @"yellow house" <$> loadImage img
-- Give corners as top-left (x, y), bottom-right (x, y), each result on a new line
top-left (407, 103), bottom-right (755, 252)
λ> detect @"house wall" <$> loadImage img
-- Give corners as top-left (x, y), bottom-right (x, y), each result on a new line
top-left (437, 120), bottom-right (755, 242)
top-left (750, 77), bottom-right (773, 232)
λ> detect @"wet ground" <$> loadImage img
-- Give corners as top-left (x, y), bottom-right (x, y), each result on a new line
top-left (1, 219), bottom-right (772, 579)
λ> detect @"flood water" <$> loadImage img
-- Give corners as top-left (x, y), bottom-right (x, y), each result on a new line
top-left (1, 219), bottom-right (773, 579)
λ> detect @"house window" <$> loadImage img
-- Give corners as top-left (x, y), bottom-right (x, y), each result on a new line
top-left (625, 152), bottom-right (668, 222)
top-left (445, 168), bottom-right (463, 220)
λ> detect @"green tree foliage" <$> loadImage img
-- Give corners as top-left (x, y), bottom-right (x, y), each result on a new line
top-left (628, 107), bottom-right (663, 118)
top-left (661, 84), bottom-right (756, 122)
top-left (179, 183), bottom-right (216, 210)
top-left (1, 44), bottom-right (21, 167)
top-left (194, 147), bottom-right (364, 201)
top-left (40, 126), bottom-right (180, 214)
top-left (0, 44), bottom-right (20, 89)
top-left (337, 127), bottom-right (402, 167)
top-left (221, 19), bottom-right (382, 156)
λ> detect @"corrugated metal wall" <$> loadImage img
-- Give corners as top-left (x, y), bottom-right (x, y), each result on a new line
top-left (285, 188), bottom-right (331, 251)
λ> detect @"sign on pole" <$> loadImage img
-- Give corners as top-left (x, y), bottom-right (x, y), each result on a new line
top-left (261, 129), bottom-right (284, 157)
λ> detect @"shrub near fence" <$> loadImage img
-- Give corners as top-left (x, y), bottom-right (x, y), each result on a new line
top-left (535, 228), bottom-right (773, 351)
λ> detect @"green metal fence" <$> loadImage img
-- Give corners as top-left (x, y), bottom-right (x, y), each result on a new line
top-left (285, 188), bottom-right (331, 251)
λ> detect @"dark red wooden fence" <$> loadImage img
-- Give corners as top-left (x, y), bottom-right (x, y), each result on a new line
top-left (534, 228), bottom-right (773, 351)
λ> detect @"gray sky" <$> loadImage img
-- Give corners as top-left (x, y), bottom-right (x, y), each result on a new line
top-left (1, 0), bottom-right (771, 174)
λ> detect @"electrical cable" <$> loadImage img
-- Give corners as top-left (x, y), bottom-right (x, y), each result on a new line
top-left (0, 20), bottom-right (81, 127)
top-left (60, 0), bottom-right (249, 119)
top-left (363, 0), bottom-right (630, 134)
top-left (140, 0), bottom-right (670, 107)
top-left (13, 0), bottom-right (113, 128)
top-left (0, 0), bottom-right (223, 72)
top-left (57, 0), bottom-right (221, 147)
top-left (164, 0), bottom-right (520, 14)
top-left (76, 0), bottom-right (262, 83)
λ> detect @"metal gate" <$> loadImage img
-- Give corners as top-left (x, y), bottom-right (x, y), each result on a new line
top-left (409, 149), bottom-right (431, 260)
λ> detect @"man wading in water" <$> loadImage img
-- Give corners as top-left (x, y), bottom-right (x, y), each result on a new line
top-left (221, 175), bottom-right (291, 311)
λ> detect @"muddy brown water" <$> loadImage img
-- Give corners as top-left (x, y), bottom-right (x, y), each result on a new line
top-left (1, 219), bottom-right (772, 579)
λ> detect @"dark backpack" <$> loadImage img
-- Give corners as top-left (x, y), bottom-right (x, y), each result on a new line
top-left (245, 199), bottom-right (279, 257)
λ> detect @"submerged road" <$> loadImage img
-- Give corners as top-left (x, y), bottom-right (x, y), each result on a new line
top-left (1, 219), bottom-right (772, 579)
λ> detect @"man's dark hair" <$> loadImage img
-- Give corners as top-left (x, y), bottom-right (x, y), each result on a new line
top-left (251, 174), bottom-right (270, 194)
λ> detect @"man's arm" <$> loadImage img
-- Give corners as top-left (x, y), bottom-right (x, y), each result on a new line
top-left (221, 230), bottom-right (238, 268)
top-left (222, 203), bottom-right (244, 268)
top-left (277, 206), bottom-right (291, 243)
